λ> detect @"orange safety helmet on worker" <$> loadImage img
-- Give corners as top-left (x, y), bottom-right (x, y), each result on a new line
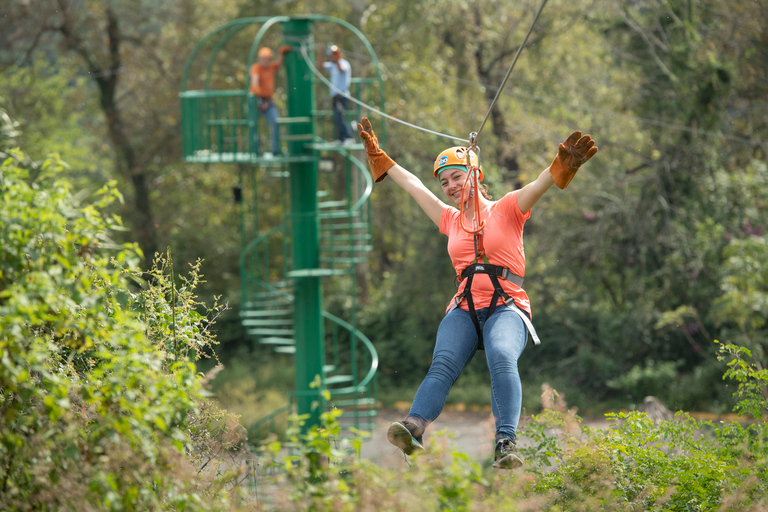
top-left (433, 147), bottom-right (484, 181)
top-left (258, 47), bottom-right (273, 60)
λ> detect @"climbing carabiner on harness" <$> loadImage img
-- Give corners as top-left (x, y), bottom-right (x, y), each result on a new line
top-left (458, 134), bottom-right (486, 239)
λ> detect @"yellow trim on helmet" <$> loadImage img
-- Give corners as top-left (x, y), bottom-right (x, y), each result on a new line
top-left (433, 147), bottom-right (483, 181)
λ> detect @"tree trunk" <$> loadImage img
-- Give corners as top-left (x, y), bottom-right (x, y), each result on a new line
top-left (58, 0), bottom-right (158, 259)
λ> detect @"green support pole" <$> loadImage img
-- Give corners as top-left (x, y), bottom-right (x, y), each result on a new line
top-left (283, 18), bottom-right (325, 431)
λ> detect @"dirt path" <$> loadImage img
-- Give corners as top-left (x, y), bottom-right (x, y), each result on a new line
top-left (359, 408), bottom-right (613, 468)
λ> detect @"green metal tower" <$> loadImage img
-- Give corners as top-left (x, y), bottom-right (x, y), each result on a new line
top-left (180, 15), bottom-right (383, 436)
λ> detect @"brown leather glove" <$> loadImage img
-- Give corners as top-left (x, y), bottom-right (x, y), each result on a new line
top-left (358, 117), bottom-right (396, 183)
top-left (549, 131), bottom-right (598, 189)
top-left (279, 45), bottom-right (291, 55)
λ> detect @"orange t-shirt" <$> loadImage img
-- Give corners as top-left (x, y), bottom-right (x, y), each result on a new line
top-left (249, 61), bottom-right (280, 98)
top-left (439, 190), bottom-right (532, 317)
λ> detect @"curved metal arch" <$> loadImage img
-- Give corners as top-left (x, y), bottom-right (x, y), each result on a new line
top-left (182, 14), bottom-right (387, 141)
top-left (304, 15), bottom-right (386, 140)
top-left (182, 17), bottom-right (273, 91)
top-left (203, 23), bottom-right (251, 91)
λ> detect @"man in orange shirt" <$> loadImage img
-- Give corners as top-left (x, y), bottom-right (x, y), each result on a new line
top-left (249, 45), bottom-right (290, 156)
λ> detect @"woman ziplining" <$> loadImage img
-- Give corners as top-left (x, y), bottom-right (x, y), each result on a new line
top-left (358, 118), bottom-right (598, 468)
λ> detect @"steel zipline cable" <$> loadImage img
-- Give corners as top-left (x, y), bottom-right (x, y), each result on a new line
top-left (471, 0), bottom-right (549, 148)
top-left (301, 0), bottom-right (550, 149)
top-left (299, 44), bottom-right (470, 144)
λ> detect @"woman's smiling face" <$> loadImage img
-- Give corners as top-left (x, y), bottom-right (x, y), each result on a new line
top-left (439, 168), bottom-right (470, 205)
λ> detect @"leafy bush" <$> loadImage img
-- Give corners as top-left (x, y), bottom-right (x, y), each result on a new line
top-left (0, 149), bottom-right (247, 510)
top-left (252, 340), bottom-right (768, 512)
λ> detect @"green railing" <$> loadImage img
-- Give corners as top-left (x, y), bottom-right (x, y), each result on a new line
top-left (181, 90), bottom-right (248, 161)
top-left (181, 14), bottom-right (384, 443)
top-left (248, 310), bottom-right (379, 441)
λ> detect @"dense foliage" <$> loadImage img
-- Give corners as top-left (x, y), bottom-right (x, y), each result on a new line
top-left (1, 0), bottom-right (767, 507)
top-left (0, 145), bottom-right (247, 510)
top-left (1, 0), bottom-right (767, 457)
top-left (255, 344), bottom-right (768, 511)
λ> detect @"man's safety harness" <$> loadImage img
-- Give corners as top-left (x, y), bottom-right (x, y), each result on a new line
top-left (447, 139), bottom-right (541, 348)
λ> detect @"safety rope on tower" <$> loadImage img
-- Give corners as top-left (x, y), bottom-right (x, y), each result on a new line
top-left (299, 44), bottom-right (470, 144)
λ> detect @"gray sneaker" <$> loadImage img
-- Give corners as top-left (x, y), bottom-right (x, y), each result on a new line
top-left (493, 438), bottom-right (524, 469)
top-left (387, 421), bottom-right (424, 455)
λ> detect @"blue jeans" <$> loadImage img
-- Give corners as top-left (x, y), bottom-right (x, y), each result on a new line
top-left (332, 95), bottom-right (352, 140)
top-left (408, 305), bottom-right (528, 442)
top-left (248, 96), bottom-right (280, 154)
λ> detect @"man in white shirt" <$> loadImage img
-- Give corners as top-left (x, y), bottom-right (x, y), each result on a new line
top-left (318, 45), bottom-right (354, 145)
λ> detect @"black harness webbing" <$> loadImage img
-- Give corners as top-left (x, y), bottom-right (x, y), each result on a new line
top-left (453, 263), bottom-right (527, 349)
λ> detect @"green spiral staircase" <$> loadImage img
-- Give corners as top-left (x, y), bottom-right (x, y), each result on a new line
top-left (180, 15), bottom-right (386, 439)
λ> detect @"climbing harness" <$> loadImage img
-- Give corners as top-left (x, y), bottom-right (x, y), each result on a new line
top-left (306, 0), bottom-right (550, 346)
top-left (444, 0), bottom-right (549, 348)
top-left (442, 148), bottom-right (542, 348)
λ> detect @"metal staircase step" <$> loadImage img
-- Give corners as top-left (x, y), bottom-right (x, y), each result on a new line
top-left (321, 234), bottom-right (373, 242)
top-left (240, 308), bottom-right (293, 318)
top-left (324, 374), bottom-right (354, 385)
top-left (276, 116), bottom-right (311, 124)
top-left (318, 211), bottom-right (361, 220)
top-left (318, 200), bottom-right (348, 209)
top-left (319, 257), bottom-right (368, 264)
top-left (268, 280), bottom-right (294, 289)
top-left (307, 141), bottom-right (364, 151)
top-left (283, 134), bottom-right (314, 142)
top-left (244, 299), bottom-right (293, 309)
top-left (259, 337), bottom-right (295, 345)
top-left (287, 268), bottom-right (350, 277)
top-left (316, 190), bottom-right (331, 197)
top-left (339, 415), bottom-right (377, 430)
top-left (250, 290), bottom-right (293, 299)
top-left (319, 222), bottom-right (367, 231)
top-left (330, 398), bottom-right (377, 407)
top-left (323, 364), bottom-right (336, 373)
top-left (273, 345), bottom-right (296, 354)
top-left (242, 318), bottom-right (294, 327)
top-left (336, 408), bottom-right (379, 418)
top-left (246, 328), bottom-right (295, 336)
top-left (320, 245), bottom-right (374, 252)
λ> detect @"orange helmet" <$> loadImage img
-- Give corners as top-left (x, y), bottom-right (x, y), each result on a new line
top-left (258, 47), bottom-right (273, 59)
top-left (433, 147), bottom-right (483, 181)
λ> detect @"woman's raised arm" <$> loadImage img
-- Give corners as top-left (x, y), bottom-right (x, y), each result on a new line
top-left (387, 164), bottom-right (448, 227)
top-left (517, 131), bottom-right (599, 214)
top-left (358, 118), bottom-right (448, 226)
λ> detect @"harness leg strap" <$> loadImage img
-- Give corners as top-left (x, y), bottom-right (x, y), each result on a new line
top-left (505, 299), bottom-right (541, 346)
top-left (463, 275), bottom-right (484, 349)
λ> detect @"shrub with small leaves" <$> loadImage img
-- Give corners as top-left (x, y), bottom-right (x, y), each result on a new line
top-left (0, 149), bottom-right (243, 510)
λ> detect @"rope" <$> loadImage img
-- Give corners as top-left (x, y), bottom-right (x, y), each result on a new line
top-left (460, 0), bottom-right (548, 246)
top-left (341, 47), bottom-right (759, 147)
top-left (299, 44), bottom-right (470, 144)
top-left (473, 0), bottom-right (549, 147)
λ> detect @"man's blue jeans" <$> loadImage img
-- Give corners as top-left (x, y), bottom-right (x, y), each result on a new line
top-left (248, 96), bottom-right (280, 154)
top-left (408, 305), bottom-right (528, 442)
top-left (332, 95), bottom-right (352, 141)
